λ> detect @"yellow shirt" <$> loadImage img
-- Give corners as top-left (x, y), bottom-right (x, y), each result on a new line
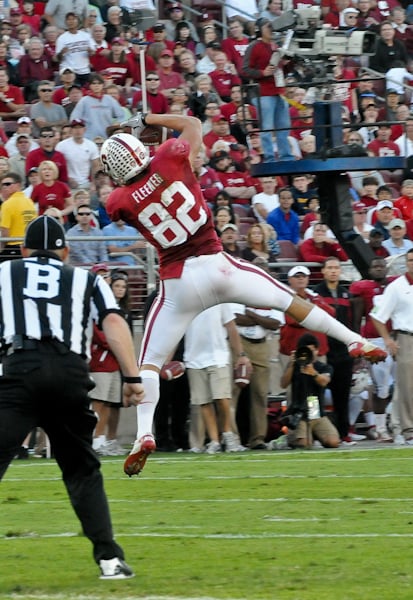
top-left (0, 191), bottom-right (37, 244)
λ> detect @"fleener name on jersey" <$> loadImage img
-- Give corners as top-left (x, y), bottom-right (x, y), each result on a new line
top-left (132, 173), bottom-right (164, 204)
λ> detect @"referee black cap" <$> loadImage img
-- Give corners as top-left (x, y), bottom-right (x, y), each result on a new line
top-left (25, 216), bottom-right (66, 250)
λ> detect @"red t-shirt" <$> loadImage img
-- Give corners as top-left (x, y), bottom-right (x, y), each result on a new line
top-left (25, 148), bottom-right (68, 182)
top-left (106, 138), bottom-right (222, 279)
top-left (349, 278), bottom-right (396, 338)
top-left (0, 85), bottom-right (24, 115)
top-left (32, 181), bottom-right (71, 214)
top-left (367, 140), bottom-right (400, 157)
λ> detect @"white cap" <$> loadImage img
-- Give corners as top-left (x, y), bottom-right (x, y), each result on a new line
top-left (288, 265), bottom-right (311, 277)
top-left (376, 200), bottom-right (393, 210)
top-left (343, 7), bottom-right (359, 15)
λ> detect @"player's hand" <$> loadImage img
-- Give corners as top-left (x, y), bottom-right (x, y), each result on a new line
top-left (122, 382), bottom-right (145, 407)
top-left (121, 113), bottom-right (147, 137)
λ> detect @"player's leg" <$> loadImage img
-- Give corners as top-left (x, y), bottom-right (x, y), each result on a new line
top-left (125, 277), bottom-right (203, 476)
top-left (213, 253), bottom-right (386, 363)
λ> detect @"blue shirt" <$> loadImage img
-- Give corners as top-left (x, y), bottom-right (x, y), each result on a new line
top-left (102, 221), bottom-right (141, 266)
top-left (267, 207), bottom-right (300, 244)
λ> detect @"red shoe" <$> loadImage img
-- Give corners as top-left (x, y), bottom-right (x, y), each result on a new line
top-left (124, 434), bottom-right (156, 477)
top-left (348, 341), bottom-right (387, 363)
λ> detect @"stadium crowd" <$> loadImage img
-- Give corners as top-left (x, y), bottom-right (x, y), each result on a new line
top-left (3, 0), bottom-right (413, 456)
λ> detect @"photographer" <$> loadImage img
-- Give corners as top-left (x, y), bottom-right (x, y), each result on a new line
top-left (280, 334), bottom-right (340, 449)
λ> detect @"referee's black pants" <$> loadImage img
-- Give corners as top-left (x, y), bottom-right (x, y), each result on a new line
top-left (0, 341), bottom-right (125, 564)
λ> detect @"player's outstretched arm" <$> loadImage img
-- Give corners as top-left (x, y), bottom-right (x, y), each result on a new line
top-left (124, 113), bottom-right (202, 163)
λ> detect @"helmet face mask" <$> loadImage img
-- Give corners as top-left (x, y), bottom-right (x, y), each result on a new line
top-left (100, 133), bottom-right (150, 185)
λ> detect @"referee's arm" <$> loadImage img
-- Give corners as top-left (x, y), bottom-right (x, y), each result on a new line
top-left (102, 312), bottom-right (144, 406)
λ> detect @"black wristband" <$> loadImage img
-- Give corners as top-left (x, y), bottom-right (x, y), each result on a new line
top-left (123, 376), bottom-right (142, 384)
top-left (142, 113), bottom-right (148, 126)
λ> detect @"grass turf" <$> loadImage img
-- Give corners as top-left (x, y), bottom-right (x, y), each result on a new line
top-left (1, 447), bottom-right (413, 600)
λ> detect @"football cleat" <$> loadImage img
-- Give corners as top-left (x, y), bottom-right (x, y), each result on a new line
top-left (348, 341), bottom-right (387, 363)
top-left (124, 433), bottom-right (156, 477)
top-left (99, 557), bottom-right (134, 580)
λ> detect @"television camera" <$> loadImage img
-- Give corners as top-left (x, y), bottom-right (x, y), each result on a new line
top-left (269, 7), bottom-right (377, 58)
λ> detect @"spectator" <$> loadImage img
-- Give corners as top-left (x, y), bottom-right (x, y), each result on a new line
top-left (391, 6), bottom-right (413, 59)
top-left (382, 218), bottom-right (412, 254)
top-left (164, 2), bottom-right (199, 43)
top-left (24, 166), bottom-right (40, 198)
top-left (301, 196), bottom-right (321, 235)
top-left (299, 222), bottom-right (348, 262)
top-left (221, 17), bottom-right (250, 75)
top-left (212, 150), bottom-right (257, 207)
top-left (18, 37), bottom-right (54, 103)
top-left (8, 134), bottom-right (31, 182)
top-left (56, 12), bottom-right (96, 87)
top-left (359, 175), bottom-right (379, 208)
top-left (188, 74), bottom-right (221, 122)
top-left (31, 160), bottom-right (73, 218)
top-left (62, 84), bottom-right (84, 119)
top-left (156, 48), bottom-right (186, 102)
top-left (394, 179), bottom-right (413, 220)
top-left (104, 6), bottom-right (124, 43)
top-left (369, 200), bottom-right (397, 239)
top-left (0, 65), bottom-right (25, 121)
top-left (395, 115), bottom-right (413, 156)
top-left (220, 84), bottom-right (256, 130)
top-left (126, 38), bottom-right (157, 86)
top-left (219, 222), bottom-right (243, 256)
top-left (197, 40), bottom-right (222, 74)
top-left (30, 81), bottom-right (68, 139)
top-left (21, 0), bottom-right (42, 34)
top-left (99, 37), bottom-right (133, 89)
top-left (377, 89), bottom-right (402, 121)
top-left (177, 49), bottom-right (201, 92)
top-left (214, 205), bottom-right (236, 234)
top-left (174, 20), bottom-right (197, 55)
top-left (5, 116), bottom-right (39, 157)
top-left (103, 219), bottom-right (145, 265)
top-left (44, 0), bottom-right (88, 31)
top-left (203, 114), bottom-right (240, 158)
top-left (192, 147), bottom-right (223, 204)
top-left (251, 176), bottom-right (279, 222)
top-left (66, 203), bottom-right (108, 265)
top-left (367, 124), bottom-right (400, 157)
top-left (132, 71), bottom-right (169, 114)
top-left (25, 126), bottom-right (68, 183)
top-left (70, 73), bottom-right (124, 140)
top-left (290, 174), bottom-right (318, 217)
top-left (266, 187), bottom-right (300, 244)
top-left (369, 20), bottom-right (408, 73)
top-left (242, 222), bottom-right (279, 263)
top-left (209, 51), bottom-right (241, 103)
top-left (0, 39), bottom-right (19, 87)
top-left (352, 201), bottom-right (374, 241)
top-left (56, 118), bottom-right (100, 190)
top-left (357, 102), bottom-right (380, 146)
top-left (53, 67), bottom-right (79, 109)
top-left (89, 23), bottom-right (109, 73)
top-left (0, 171), bottom-right (37, 259)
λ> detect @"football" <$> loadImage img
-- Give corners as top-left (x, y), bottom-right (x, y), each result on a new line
top-left (234, 363), bottom-right (253, 388)
top-left (139, 124), bottom-right (166, 146)
top-left (160, 361), bottom-right (186, 381)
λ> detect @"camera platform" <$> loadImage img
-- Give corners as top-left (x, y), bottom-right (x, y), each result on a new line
top-left (250, 156), bottom-right (404, 177)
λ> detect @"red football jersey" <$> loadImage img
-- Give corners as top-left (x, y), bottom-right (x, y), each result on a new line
top-left (106, 138), bottom-right (222, 279)
top-left (349, 278), bottom-right (395, 337)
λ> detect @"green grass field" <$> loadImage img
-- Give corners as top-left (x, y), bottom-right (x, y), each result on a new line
top-left (1, 447), bottom-right (413, 600)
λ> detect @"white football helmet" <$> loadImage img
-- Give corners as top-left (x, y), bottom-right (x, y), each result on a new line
top-left (100, 133), bottom-right (150, 184)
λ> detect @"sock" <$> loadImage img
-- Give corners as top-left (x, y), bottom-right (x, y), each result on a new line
top-left (375, 413), bottom-right (386, 431)
top-left (137, 370), bottom-right (160, 439)
top-left (300, 305), bottom-right (363, 347)
top-left (364, 411), bottom-right (376, 427)
top-left (348, 394), bottom-right (364, 426)
top-left (92, 435), bottom-right (106, 449)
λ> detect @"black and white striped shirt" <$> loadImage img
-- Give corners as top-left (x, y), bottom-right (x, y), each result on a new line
top-left (0, 255), bottom-right (120, 359)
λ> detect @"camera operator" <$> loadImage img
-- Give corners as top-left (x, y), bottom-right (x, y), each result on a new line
top-left (242, 17), bottom-right (295, 162)
top-left (280, 334), bottom-right (340, 449)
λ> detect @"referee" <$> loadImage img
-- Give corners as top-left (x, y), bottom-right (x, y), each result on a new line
top-left (0, 215), bottom-right (144, 580)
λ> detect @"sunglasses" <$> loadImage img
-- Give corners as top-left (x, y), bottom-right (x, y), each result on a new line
top-left (146, 77), bottom-right (159, 81)
top-left (40, 88), bottom-right (52, 92)
top-left (78, 211), bottom-right (91, 216)
top-left (1, 181), bottom-right (14, 186)
top-left (40, 133), bottom-right (54, 138)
